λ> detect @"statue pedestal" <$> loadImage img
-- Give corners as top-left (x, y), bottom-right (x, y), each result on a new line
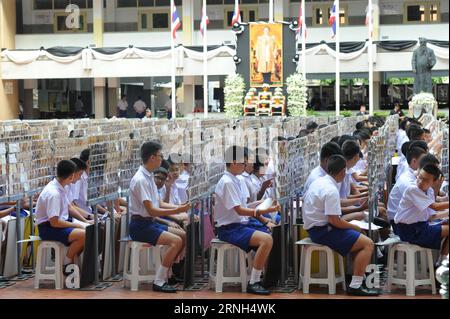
top-left (408, 93), bottom-right (438, 118)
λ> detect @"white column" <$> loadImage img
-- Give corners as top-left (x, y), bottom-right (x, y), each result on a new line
top-left (335, 1), bottom-right (340, 116)
top-left (301, 0), bottom-right (306, 78)
top-left (182, 0), bottom-right (194, 45)
top-left (183, 76), bottom-right (196, 116)
top-left (94, 78), bottom-right (105, 118)
top-left (269, 0), bottom-right (274, 22)
top-left (108, 78), bottom-right (119, 117)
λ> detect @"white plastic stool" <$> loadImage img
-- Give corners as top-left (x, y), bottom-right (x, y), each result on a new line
top-left (209, 239), bottom-right (248, 293)
top-left (123, 241), bottom-right (163, 291)
top-left (386, 243), bottom-right (436, 296)
top-left (34, 241), bottom-right (66, 289)
top-left (296, 238), bottom-right (346, 294)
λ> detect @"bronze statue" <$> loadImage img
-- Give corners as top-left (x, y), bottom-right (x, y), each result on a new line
top-left (412, 38), bottom-right (436, 94)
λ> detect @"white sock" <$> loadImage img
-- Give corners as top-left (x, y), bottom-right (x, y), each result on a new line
top-left (63, 256), bottom-right (72, 266)
top-left (154, 266), bottom-right (169, 287)
top-left (349, 276), bottom-right (364, 289)
top-left (249, 268), bottom-right (262, 285)
top-left (376, 247), bottom-right (383, 259)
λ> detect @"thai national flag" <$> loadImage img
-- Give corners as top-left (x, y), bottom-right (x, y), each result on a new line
top-left (200, 5), bottom-right (209, 37)
top-left (365, 2), bottom-right (374, 38)
top-left (231, 0), bottom-right (241, 26)
top-left (296, 4), bottom-right (307, 39)
top-left (328, 0), bottom-right (338, 38)
top-left (171, 3), bottom-right (181, 39)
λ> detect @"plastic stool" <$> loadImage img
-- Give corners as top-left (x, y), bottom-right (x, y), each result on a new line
top-left (209, 239), bottom-right (248, 293)
top-left (123, 241), bottom-right (164, 291)
top-left (386, 243), bottom-right (436, 296)
top-left (34, 241), bottom-right (66, 289)
top-left (296, 238), bottom-right (346, 294)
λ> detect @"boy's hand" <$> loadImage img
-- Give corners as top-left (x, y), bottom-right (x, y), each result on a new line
top-left (262, 178), bottom-right (273, 190)
top-left (178, 202), bottom-right (191, 213)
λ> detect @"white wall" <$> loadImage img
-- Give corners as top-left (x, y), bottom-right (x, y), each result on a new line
top-left (15, 33), bottom-right (94, 49)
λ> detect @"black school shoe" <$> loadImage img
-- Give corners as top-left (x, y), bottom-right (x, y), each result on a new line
top-left (373, 217), bottom-right (390, 229)
top-left (347, 285), bottom-right (380, 296)
top-left (247, 282), bottom-right (271, 295)
top-left (168, 276), bottom-right (184, 285)
top-left (153, 282), bottom-right (177, 293)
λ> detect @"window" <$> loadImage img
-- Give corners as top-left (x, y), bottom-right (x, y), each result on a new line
top-left (312, 3), bottom-right (347, 26)
top-left (138, 10), bottom-right (170, 31)
top-left (117, 0), bottom-right (137, 7)
top-left (404, 2), bottom-right (440, 23)
top-left (54, 12), bottom-right (87, 32)
top-left (224, 6), bottom-right (258, 27)
top-left (34, 0), bottom-right (99, 10)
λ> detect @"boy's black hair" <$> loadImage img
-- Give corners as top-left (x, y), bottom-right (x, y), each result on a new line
top-left (360, 127), bottom-right (372, 137)
top-left (306, 121), bottom-right (318, 131)
top-left (141, 141), bottom-right (162, 164)
top-left (57, 160), bottom-right (76, 179)
top-left (320, 142), bottom-right (343, 162)
top-left (318, 124), bottom-right (328, 129)
top-left (419, 153), bottom-right (440, 169)
top-left (160, 159), bottom-right (170, 170)
top-left (225, 146), bottom-right (248, 167)
top-left (401, 141), bottom-right (412, 157)
top-left (327, 155), bottom-right (347, 176)
top-left (423, 128), bottom-right (431, 134)
top-left (297, 129), bottom-right (309, 137)
top-left (330, 136), bottom-right (340, 144)
top-left (70, 157), bottom-right (88, 171)
top-left (407, 124), bottom-right (425, 141)
top-left (338, 135), bottom-right (356, 148)
top-left (355, 121), bottom-right (366, 130)
top-left (354, 130), bottom-right (370, 142)
top-left (399, 118), bottom-right (409, 131)
top-left (422, 163), bottom-right (442, 181)
top-left (341, 140), bottom-right (361, 160)
top-left (153, 167), bottom-right (168, 176)
top-left (80, 149), bottom-right (90, 162)
top-left (406, 147), bottom-right (427, 165)
top-left (409, 140), bottom-right (428, 152)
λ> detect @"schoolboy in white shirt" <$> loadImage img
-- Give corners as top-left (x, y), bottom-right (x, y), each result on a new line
top-left (302, 155), bottom-right (379, 296)
top-left (215, 146), bottom-right (280, 295)
top-left (35, 160), bottom-right (86, 275)
top-left (387, 147), bottom-right (427, 232)
top-left (394, 164), bottom-right (449, 259)
top-left (304, 142), bottom-right (343, 194)
top-left (129, 141), bottom-right (191, 293)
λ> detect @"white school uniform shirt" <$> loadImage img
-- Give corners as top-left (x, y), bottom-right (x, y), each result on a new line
top-left (394, 184), bottom-right (435, 224)
top-left (236, 175), bottom-right (251, 203)
top-left (129, 166), bottom-right (159, 218)
top-left (73, 171), bottom-right (91, 213)
top-left (339, 169), bottom-right (353, 199)
top-left (133, 100), bottom-right (147, 114)
top-left (238, 172), bottom-right (257, 202)
top-left (395, 157), bottom-right (409, 181)
top-left (176, 170), bottom-right (189, 203)
top-left (250, 174), bottom-right (271, 200)
top-left (302, 175), bottom-right (342, 230)
top-left (214, 171), bottom-right (249, 227)
top-left (158, 185), bottom-right (166, 201)
top-left (303, 165), bottom-right (327, 194)
top-left (396, 129), bottom-right (409, 154)
top-left (117, 100), bottom-right (128, 111)
top-left (35, 178), bottom-right (69, 225)
top-left (387, 166), bottom-right (417, 221)
top-left (353, 158), bottom-right (367, 174)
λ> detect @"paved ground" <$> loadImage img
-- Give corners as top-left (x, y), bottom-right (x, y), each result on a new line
top-left (0, 277), bottom-right (442, 299)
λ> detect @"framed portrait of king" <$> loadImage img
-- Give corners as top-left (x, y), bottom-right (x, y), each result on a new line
top-left (250, 23), bottom-right (283, 88)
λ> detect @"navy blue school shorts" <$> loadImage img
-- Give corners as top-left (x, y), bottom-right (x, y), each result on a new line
top-left (397, 222), bottom-right (442, 250)
top-left (38, 223), bottom-right (74, 247)
top-left (217, 221), bottom-right (271, 253)
top-left (129, 218), bottom-right (169, 246)
top-left (307, 224), bottom-right (361, 256)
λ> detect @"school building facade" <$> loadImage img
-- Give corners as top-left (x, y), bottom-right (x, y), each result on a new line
top-left (1, 0), bottom-right (449, 120)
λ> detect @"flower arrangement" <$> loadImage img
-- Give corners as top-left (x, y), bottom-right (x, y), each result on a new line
top-left (410, 93), bottom-right (437, 118)
top-left (224, 74), bottom-right (245, 118)
top-left (286, 72), bottom-right (308, 117)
